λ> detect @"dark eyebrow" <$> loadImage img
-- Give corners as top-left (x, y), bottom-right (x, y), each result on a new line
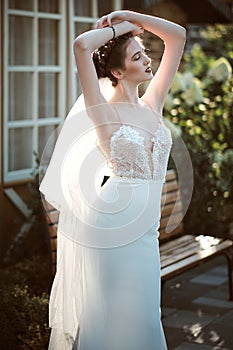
top-left (131, 50), bottom-right (141, 59)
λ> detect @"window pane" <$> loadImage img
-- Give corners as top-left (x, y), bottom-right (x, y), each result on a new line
top-left (74, 0), bottom-right (92, 17)
top-left (9, 16), bottom-right (33, 65)
top-left (74, 22), bottom-right (93, 38)
top-left (98, 0), bottom-right (113, 17)
top-left (9, 73), bottom-right (33, 121)
top-left (39, 125), bottom-right (58, 160)
top-left (38, 0), bottom-right (59, 13)
top-left (9, 0), bottom-right (34, 11)
top-left (39, 73), bottom-right (58, 118)
top-left (9, 128), bottom-right (33, 171)
top-left (39, 19), bottom-right (58, 65)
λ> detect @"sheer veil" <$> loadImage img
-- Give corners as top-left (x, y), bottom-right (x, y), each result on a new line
top-left (39, 77), bottom-right (115, 213)
top-left (39, 78), bottom-right (115, 343)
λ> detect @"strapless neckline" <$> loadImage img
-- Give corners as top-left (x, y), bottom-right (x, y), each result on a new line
top-left (109, 120), bottom-right (172, 181)
top-left (110, 123), bottom-right (164, 155)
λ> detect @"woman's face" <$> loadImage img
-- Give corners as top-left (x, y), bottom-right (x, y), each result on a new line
top-left (123, 38), bottom-right (152, 84)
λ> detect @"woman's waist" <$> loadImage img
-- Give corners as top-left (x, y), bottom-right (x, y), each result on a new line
top-left (108, 175), bottom-right (164, 185)
top-left (98, 174), bottom-right (163, 203)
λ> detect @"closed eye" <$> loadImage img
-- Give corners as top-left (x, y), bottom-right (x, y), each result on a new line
top-left (132, 51), bottom-right (141, 61)
top-left (133, 54), bottom-right (141, 61)
top-left (132, 48), bottom-right (151, 61)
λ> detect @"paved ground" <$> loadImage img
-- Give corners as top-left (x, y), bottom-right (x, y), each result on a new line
top-left (161, 255), bottom-right (233, 350)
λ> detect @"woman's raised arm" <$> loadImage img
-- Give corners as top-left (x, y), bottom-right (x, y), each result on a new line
top-left (73, 20), bottom-right (142, 110)
top-left (129, 11), bottom-right (186, 113)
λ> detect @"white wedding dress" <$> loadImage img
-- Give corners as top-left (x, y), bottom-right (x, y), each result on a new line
top-left (40, 103), bottom-right (172, 350)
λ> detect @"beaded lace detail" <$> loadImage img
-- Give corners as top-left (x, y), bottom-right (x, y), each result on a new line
top-left (109, 123), bottom-right (172, 181)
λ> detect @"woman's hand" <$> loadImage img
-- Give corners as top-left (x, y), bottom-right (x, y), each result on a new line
top-left (96, 11), bottom-right (129, 28)
top-left (96, 11), bottom-right (143, 37)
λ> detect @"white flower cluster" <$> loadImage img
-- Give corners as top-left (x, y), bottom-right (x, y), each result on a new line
top-left (165, 57), bottom-right (232, 109)
top-left (208, 57), bottom-right (232, 83)
top-left (166, 72), bottom-right (203, 107)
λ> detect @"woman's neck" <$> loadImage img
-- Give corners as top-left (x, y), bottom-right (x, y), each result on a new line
top-left (110, 81), bottom-right (140, 104)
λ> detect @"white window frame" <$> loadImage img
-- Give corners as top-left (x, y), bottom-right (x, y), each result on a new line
top-left (3, 0), bottom-right (66, 183)
top-left (69, 0), bottom-right (122, 104)
top-left (3, 0), bottom-right (123, 184)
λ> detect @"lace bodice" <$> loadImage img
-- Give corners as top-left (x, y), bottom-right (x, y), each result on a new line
top-left (109, 122), bottom-right (172, 182)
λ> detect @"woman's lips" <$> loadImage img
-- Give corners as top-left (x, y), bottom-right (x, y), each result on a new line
top-left (145, 67), bottom-right (152, 73)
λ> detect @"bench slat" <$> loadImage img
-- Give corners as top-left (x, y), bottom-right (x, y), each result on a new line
top-left (50, 237), bottom-right (57, 251)
top-left (47, 224), bottom-right (58, 238)
top-left (165, 169), bottom-right (177, 182)
top-left (160, 211), bottom-right (183, 230)
top-left (161, 239), bottom-right (220, 266)
top-left (159, 223), bottom-right (183, 240)
top-left (161, 238), bottom-right (233, 280)
top-left (161, 191), bottom-right (180, 206)
top-left (162, 179), bottom-right (179, 194)
top-left (47, 210), bottom-right (59, 224)
top-left (161, 235), bottom-right (197, 254)
top-left (161, 238), bottom-right (200, 260)
top-left (161, 199), bottom-right (183, 217)
top-left (160, 234), bottom-right (195, 252)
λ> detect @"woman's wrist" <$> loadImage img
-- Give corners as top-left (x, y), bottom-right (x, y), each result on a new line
top-left (126, 12), bottom-right (186, 40)
top-left (110, 26), bottom-right (116, 39)
top-left (113, 21), bottom-right (143, 38)
top-left (122, 10), bottom-right (144, 26)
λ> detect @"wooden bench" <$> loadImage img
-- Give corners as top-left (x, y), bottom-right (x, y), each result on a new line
top-left (159, 170), bottom-right (233, 301)
top-left (42, 169), bottom-right (233, 300)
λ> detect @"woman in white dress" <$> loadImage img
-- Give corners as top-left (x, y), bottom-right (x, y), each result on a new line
top-left (40, 10), bottom-right (186, 350)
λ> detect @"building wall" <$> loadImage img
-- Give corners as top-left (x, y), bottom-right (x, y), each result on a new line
top-left (1, 0), bottom-right (122, 186)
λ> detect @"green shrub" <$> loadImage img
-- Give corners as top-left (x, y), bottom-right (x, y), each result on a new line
top-left (0, 256), bottom-right (50, 349)
top-left (164, 24), bottom-right (233, 235)
top-left (0, 285), bottom-right (49, 349)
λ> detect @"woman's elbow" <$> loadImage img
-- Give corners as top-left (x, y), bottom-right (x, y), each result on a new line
top-left (179, 26), bottom-right (187, 41)
top-left (73, 35), bottom-right (88, 51)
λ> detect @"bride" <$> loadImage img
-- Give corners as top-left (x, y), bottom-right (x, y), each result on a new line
top-left (40, 10), bottom-right (186, 350)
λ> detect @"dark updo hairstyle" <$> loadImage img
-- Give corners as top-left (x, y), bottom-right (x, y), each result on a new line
top-left (93, 32), bottom-right (133, 87)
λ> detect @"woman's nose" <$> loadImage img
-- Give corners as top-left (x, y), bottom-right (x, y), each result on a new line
top-left (143, 56), bottom-right (151, 65)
